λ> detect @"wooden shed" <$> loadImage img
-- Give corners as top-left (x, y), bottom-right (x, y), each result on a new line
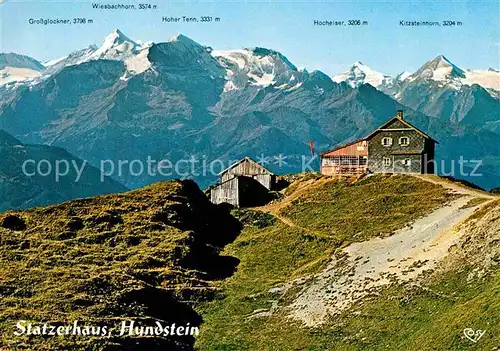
top-left (210, 157), bottom-right (276, 207)
top-left (220, 157), bottom-right (275, 190)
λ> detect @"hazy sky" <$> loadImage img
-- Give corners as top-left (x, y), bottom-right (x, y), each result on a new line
top-left (1, 0), bottom-right (499, 76)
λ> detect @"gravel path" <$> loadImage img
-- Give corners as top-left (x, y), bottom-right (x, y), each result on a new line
top-left (288, 177), bottom-right (495, 326)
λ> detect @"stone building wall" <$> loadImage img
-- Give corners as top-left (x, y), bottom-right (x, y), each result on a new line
top-left (367, 119), bottom-right (426, 174)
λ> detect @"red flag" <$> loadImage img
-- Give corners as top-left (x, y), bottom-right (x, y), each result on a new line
top-left (309, 139), bottom-right (314, 157)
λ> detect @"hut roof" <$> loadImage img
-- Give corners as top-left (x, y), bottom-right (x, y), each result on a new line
top-left (320, 139), bottom-right (366, 156)
top-left (364, 116), bottom-right (439, 143)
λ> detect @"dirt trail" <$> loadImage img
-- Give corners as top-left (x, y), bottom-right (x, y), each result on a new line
top-left (260, 176), bottom-right (330, 214)
top-left (258, 177), bottom-right (333, 237)
top-left (414, 175), bottom-right (496, 199)
top-left (287, 176), bottom-right (496, 326)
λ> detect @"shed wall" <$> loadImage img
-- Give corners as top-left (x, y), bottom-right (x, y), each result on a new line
top-left (210, 177), bottom-right (239, 207)
top-left (253, 174), bottom-right (274, 190)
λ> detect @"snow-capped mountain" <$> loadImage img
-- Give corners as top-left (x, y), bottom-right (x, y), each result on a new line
top-left (327, 55), bottom-right (500, 127)
top-left (42, 29), bottom-right (153, 77)
top-left (1, 30), bottom-right (499, 191)
top-left (390, 55), bottom-right (500, 126)
top-left (88, 29), bottom-right (152, 75)
top-left (90, 29), bottom-right (139, 60)
top-left (332, 61), bottom-right (395, 88)
top-left (408, 55), bottom-right (466, 82)
top-left (42, 46), bottom-right (98, 74)
top-left (213, 47), bottom-right (305, 91)
top-left (333, 56), bottom-right (499, 98)
top-left (403, 55), bottom-right (500, 92)
top-left (0, 53), bottom-right (44, 86)
top-left (212, 46), bottom-right (349, 96)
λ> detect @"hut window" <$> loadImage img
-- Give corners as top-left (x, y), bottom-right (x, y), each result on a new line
top-left (402, 159), bottom-right (412, 167)
top-left (322, 156), bottom-right (340, 166)
top-left (399, 137), bottom-right (410, 146)
top-left (382, 137), bottom-right (393, 146)
top-left (341, 156), bottom-right (359, 165)
top-left (322, 156), bottom-right (367, 166)
top-left (383, 157), bottom-right (391, 166)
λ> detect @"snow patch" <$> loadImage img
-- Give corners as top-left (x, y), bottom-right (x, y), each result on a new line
top-left (462, 70), bottom-right (500, 90)
top-left (124, 43), bottom-right (152, 74)
top-left (212, 50), bottom-right (249, 69)
top-left (397, 71), bottom-right (411, 81)
top-left (0, 67), bottom-right (41, 86)
top-left (248, 72), bottom-right (276, 87)
top-left (89, 29), bottom-right (139, 61)
top-left (213, 48), bottom-right (301, 90)
top-left (43, 56), bottom-right (68, 67)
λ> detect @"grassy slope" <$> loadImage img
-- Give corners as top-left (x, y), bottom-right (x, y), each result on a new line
top-left (0, 180), bottom-right (240, 350)
top-left (282, 173), bottom-right (454, 242)
top-left (195, 174), bottom-right (498, 350)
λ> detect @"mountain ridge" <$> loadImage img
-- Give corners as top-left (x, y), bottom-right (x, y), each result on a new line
top-left (0, 130), bottom-right (127, 212)
top-left (0, 30), bottom-right (499, 192)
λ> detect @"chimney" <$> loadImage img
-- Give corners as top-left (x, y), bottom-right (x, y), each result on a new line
top-left (397, 110), bottom-right (404, 119)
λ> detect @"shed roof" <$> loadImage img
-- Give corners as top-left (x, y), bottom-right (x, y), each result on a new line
top-left (218, 156), bottom-right (274, 176)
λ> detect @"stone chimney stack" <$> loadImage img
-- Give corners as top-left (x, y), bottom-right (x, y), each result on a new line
top-left (397, 110), bottom-right (404, 119)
